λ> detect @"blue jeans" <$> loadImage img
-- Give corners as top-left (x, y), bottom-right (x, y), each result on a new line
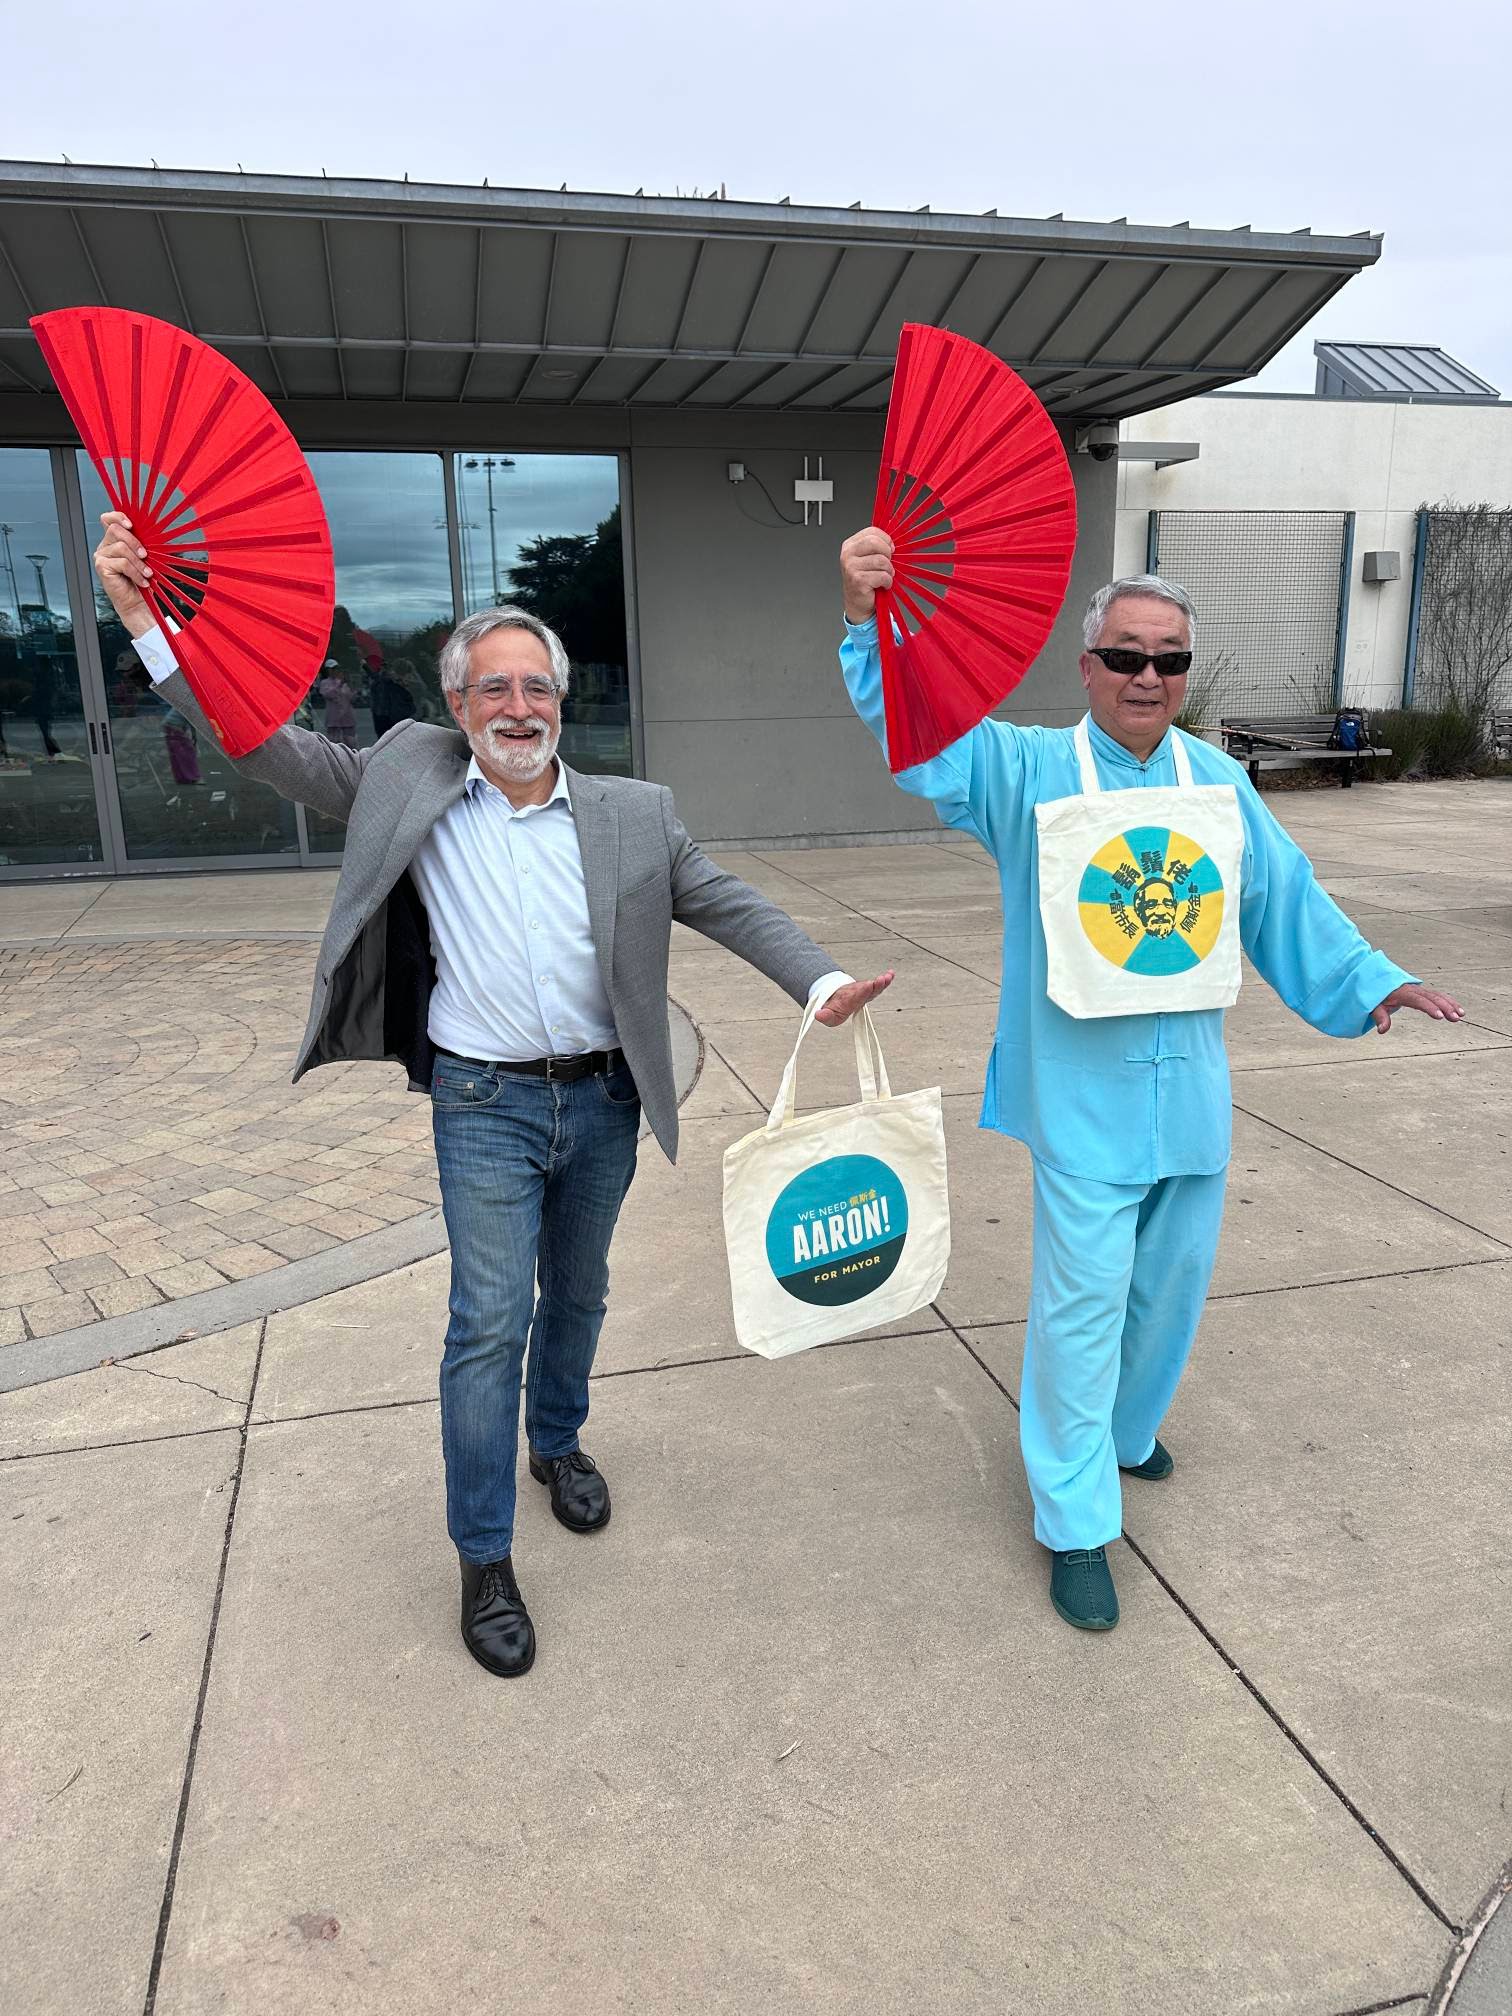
top-left (431, 1052), bottom-right (641, 1564)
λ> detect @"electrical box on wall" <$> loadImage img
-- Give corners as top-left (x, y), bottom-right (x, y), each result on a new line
top-left (1362, 550), bottom-right (1400, 583)
top-left (793, 455), bottom-right (834, 525)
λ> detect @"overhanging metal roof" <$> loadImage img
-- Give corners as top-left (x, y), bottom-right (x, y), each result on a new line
top-left (1313, 339), bottom-right (1500, 400)
top-left (0, 162), bottom-right (1381, 421)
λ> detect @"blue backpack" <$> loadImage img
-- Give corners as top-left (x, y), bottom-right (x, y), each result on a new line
top-left (1330, 709), bottom-right (1368, 753)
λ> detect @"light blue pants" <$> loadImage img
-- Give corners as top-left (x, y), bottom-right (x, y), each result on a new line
top-left (1019, 1157), bottom-right (1228, 1551)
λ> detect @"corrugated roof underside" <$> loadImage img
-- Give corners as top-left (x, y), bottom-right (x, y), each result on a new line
top-left (0, 185), bottom-right (1376, 420)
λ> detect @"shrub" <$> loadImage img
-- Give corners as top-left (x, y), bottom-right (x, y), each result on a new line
top-left (1363, 709), bottom-right (1431, 780)
top-left (1364, 704), bottom-right (1489, 780)
top-left (1418, 701), bottom-right (1489, 777)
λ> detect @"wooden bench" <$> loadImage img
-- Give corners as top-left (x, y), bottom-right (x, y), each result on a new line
top-left (1492, 711), bottom-right (1512, 759)
top-left (1220, 713), bottom-right (1390, 789)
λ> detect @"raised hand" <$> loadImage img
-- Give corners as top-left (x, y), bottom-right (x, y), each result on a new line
top-left (92, 511), bottom-right (155, 637)
top-left (1371, 982), bottom-right (1465, 1033)
top-left (840, 527), bottom-right (895, 626)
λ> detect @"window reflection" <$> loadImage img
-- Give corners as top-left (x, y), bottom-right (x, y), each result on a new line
top-left (301, 452), bottom-right (453, 855)
top-left (80, 459), bottom-right (299, 861)
top-left (0, 450), bottom-right (104, 867)
top-left (456, 453), bottom-right (631, 777)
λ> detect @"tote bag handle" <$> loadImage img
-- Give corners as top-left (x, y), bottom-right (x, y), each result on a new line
top-left (766, 995), bottom-right (893, 1136)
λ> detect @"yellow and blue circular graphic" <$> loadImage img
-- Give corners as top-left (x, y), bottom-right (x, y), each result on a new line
top-left (1077, 825), bottom-right (1225, 975)
top-left (765, 1153), bottom-right (908, 1307)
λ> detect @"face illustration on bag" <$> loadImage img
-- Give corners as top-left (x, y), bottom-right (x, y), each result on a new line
top-left (1078, 825), bottom-right (1225, 976)
top-left (1132, 877), bottom-right (1178, 938)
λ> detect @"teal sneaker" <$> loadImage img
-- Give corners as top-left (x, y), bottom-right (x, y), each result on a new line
top-left (1050, 1547), bottom-right (1119, 1631)
top-left (1119, 1438), bottom-right (1174, 1482)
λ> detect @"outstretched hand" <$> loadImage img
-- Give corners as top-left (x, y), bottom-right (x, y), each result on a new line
top-left (815, 972), bottom-right (895, 1026)
top-left (1371, 982), bottom-right (1464, 1033)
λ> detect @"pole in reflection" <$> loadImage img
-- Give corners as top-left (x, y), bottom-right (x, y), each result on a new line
top-left (0, 523), bottom-right (23, 631)
top-left (463, 457), bottom-right (515, 603)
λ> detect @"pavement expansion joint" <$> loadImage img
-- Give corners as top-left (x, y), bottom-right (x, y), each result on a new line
top-left (1231, 1102), bottom-right (1512, 1253)
top-left (141, 1317), bottom-right (266, 2016)
top-left (1232, 1031), bottom-right (1512, 1073)
top-left (1328, 1995), bottom-right (1432, 2015)
top-left (937, 1297), bottom-right (1464, 1943)
top-left (1123, 1523), bottom-right (1461, 1939)
top-left (0, 1420), bottom-right (241, 1465)
top-left (1426, 1854), bottom-right (1512, 2013)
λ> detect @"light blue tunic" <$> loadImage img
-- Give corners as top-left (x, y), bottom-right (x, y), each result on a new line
top-left (840, 616), bottom-right (1413, 1184)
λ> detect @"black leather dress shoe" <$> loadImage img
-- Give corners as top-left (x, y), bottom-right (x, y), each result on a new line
top-left (459, 1554), bottom-right (535, 1677)
top-left (528, 1447), bottom-right (611, 1533)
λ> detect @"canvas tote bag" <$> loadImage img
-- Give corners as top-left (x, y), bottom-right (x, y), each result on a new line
top-left (1034, 719), bottom-right (1245, 1019)
top-left (721, 994), bottom-right (950, 1359)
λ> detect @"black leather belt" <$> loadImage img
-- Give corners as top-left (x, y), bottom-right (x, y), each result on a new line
top-left (437, 1045), bottom-right (623, 1084)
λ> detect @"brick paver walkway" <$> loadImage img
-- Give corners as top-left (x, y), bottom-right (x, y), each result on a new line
top-left (0, 939), bottom-right (438, 1345)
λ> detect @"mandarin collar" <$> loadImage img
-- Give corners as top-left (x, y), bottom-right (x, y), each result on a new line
top-left (1084, 713), bottom-right (1175, 776)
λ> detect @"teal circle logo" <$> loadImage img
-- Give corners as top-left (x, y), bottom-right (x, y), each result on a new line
top-left (765, 1153), bottom-right (909, 1307)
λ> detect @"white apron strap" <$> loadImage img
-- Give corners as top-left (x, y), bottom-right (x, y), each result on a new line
top-left (1072, 716), bottom-right (1101, 794)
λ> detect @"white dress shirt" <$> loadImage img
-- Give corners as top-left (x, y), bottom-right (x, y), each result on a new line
top-left (133, 626), bottom-right (852, 1061)
top-left (410, 756), bottom-right (620, 1062)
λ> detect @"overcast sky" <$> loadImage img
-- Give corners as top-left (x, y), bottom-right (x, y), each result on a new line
top-left (7, 0), bottom-right (1507, 394)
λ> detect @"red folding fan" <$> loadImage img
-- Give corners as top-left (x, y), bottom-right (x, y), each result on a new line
top-left (872, 322), bottom-right (1078, 771)
top-left (30, 307), bottom-right (334, 756)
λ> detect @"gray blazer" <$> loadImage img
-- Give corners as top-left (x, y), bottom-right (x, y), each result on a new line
top-left (159, 669), bottom-right (836, 1160)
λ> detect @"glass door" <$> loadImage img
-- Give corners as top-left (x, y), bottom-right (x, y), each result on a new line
top-left (455, 452), bottom-right (631, 776)
top-left (71, 456), bottom-right (300, 866)
top-left (300, 452), bottom-right (455, 858)
top-left (0, 448), bottom-right (109, 873)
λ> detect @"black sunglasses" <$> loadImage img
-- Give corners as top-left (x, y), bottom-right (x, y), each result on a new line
top-left (1088, 647), bottom-right (1193, 678)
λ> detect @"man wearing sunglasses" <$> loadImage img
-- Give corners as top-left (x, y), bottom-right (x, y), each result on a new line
top-left (838, 531), bottom-right (1462, 1633)
top-left (95, 512), bottom-right (894, 1681)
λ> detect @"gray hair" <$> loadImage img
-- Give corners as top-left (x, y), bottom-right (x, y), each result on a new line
top-left (1082, 574), bottom-right (1197, 651)
top-left (438, 605), bottom-right (571, 697)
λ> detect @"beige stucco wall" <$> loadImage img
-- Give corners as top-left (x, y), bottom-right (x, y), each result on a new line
top-left (1114, 395), bottom-right (1512, 708)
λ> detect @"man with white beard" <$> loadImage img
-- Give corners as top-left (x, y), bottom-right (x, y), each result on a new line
top-left (93, 512), bottom-right (892, 1681)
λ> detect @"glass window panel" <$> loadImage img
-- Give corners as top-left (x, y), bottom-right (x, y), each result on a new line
top-left (0, 449), bottom-right (106, 869)
top-left (455, 453), bottom-right (631, 777)
top-left (79, 459), bottom-right (299, 861)
top-left (302, 452), bottom-right (453, 855)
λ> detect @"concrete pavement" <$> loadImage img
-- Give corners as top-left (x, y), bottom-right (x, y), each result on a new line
top-left (2, 777), bottom-right (1509, 2013)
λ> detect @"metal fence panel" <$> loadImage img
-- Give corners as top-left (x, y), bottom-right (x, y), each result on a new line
top-left (1415, 507), bottom-right (1512, 711)
top-left (1150, 510), bottom-right (1349, 716)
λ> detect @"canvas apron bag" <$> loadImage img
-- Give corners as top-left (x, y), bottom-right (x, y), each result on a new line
top-left (1034, 718), bottom-right (1244, 1018)
top-left (721, 993), bottom-right (950, 1359)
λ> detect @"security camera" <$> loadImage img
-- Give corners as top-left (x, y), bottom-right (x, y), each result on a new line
top-left (1074, 424), bottom-right (1120, 463)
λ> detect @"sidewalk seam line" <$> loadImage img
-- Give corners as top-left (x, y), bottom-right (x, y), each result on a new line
top-left (0, 1421), bottom-right (244, 1465)
top-left (1232, 1031), bottom-right (1512, 1073)
top-left (748, 854), bottom-right (1000, 990)
top-left (141, 1313), bottom-right (268, 2016)
top-left (1325, 1995), bottom-right (1430, 2015)
top-left (931, 1301), bottom-right (1463, 1941)
top-left (1120, 1524), bottom-right (1461, 1938)
top-left (1231, 1102), bottom-right (1512, 1252)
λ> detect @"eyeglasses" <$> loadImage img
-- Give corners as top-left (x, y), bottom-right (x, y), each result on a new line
top-left (1088, 648), bottom-right (1193, 679)
top-left (459, 675), bottom-right (560, 705)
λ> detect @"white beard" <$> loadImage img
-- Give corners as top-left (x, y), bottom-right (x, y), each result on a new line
top-left (471, 716), bottom-right (561, 783)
